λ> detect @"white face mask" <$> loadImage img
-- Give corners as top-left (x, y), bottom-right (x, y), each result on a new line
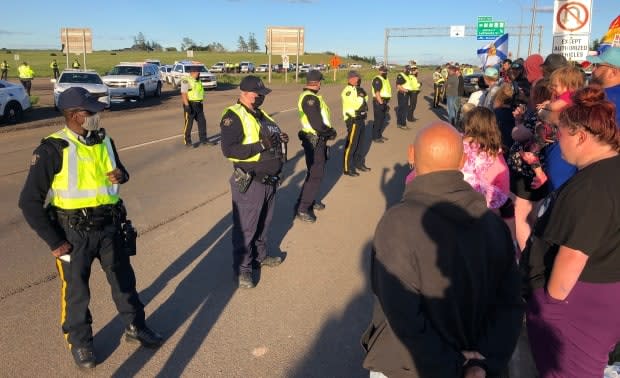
top-left (82, 113), bottom-right (101, 131)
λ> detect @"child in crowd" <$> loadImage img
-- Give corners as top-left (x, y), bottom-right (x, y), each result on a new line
top-left (536, 65), bottom-right (583, 112)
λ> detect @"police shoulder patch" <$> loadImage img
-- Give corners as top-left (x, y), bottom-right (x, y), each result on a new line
top-left (30, 153), bottom-right (39, 166)
top-left (222, 117), bottom-right (233, 127)
top-left (307, 98), bottom-right (315, 106)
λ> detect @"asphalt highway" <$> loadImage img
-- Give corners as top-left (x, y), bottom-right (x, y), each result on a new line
top-left (0, 74), bottom-right (462, 377)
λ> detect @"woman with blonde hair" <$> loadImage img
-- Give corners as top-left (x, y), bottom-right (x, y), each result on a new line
top-left (523, 85), bottom-right (620, 378)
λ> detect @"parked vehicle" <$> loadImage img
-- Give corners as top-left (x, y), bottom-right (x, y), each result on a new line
top-left (169, 61), bottom-right (217, 90)
top-left (0, 80), bottom-right (31, 124)
top-left (256, 64), bottom-right (269, 73)
top-left (299, 64), bottom-right (311, 73)
top-left (349, 63), bottom-right (362, 68)
top-left (101, 62), bottom-right (162, 101)
top-left (52, 69), bottom-right (110, 109)
top-left (210, 62), bottom-right (226, 73)
top-left (239, 61), bottom-right (255, 73)
top-left (159, 64), bottom-right (174, 84)
top-left (463, 73), bottom-right (484, 96)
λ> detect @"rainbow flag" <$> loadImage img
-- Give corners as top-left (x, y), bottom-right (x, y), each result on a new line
top-left (599, 15), bottom-right (620, 53)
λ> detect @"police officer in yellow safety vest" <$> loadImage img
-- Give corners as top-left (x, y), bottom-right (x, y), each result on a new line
top-left (0, 60), bottom-right (8, 80)
top-left (408, 65), bottom-right (421, 122)
top-left (295, 69), bottom-right (336, 223)
top-left (50, 59), bottom-right (60, 79)
top-left (219, 75), bottom-right (288, 289)
top-left (371, 65), bottom-right (392, 143)
top-left (18, 61), bottom-right (35, 96)
top-left (395, 65), bottom-right (415, 130)
top-left (72, 58), bottom-right (80, 69)
top-left (341, 70), bottom-right (371, 176)
top-left (18, 87), bottom-right (163, 369)
top-left (181, 65), bottom-right (214, 147)
top-left (433, 66), bottom-right (446, 108)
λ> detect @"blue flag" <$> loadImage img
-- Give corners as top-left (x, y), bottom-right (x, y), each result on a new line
top-left (477, 33), bottom-right (509, 69)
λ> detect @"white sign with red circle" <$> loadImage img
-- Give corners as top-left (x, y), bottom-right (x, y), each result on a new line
top-left (553, 0), bottom-right (592, 35)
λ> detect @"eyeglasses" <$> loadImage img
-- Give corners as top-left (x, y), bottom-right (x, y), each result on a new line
top-left (592, 63), bottom-right (612, 70)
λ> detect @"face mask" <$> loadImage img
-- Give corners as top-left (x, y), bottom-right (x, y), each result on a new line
top-left (82, 112), bottom-right (101, 131)
top-left (253, 94), bottom-right (265, 108)
top-left (83, 128), bottom-right (106, 146)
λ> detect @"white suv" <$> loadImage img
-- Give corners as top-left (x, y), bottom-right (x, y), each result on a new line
top-left (0, 80), bottom-right (31, 124)
top-left (239, 62), bottom-right (255, 73)
top-left (169, 61), bottom-right (217, 89)
top-left (101, 62), bottom-right (162, 101)
top-left (53, 69), bottom-right (110, 110)
top-left (210, 62), bottom-right (226, 73)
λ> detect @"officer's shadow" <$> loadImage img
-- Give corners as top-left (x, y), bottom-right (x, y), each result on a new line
top-left (423, 94), bottom-right (449, 122)
top-left (94, 210), bottom-right (238, 377)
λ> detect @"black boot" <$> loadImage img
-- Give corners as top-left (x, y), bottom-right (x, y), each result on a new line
top-left (71, 346), bottom-right (96, 369)
top-left (125, 324), bottom-right (164, 348)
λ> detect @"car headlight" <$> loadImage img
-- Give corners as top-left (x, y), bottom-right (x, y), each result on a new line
top-left (127, 81), bottom-right (138, 88)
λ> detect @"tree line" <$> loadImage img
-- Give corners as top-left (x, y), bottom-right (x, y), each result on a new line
top-left (128, 32), bottom-right (260, 53)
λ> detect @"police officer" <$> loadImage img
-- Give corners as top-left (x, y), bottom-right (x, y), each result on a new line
top-left (181, 66), bottom-right (214, 147)
top-left (18, 61), bottom-right (34, 96)
top-left (371, 66), bottom-right (392, 143)
top-left (18, 87), bottom-right (163, 369)
top-left (432, 66), bottom-right (446, 108)
top-left (51, 59), bottom-right (60, 79)
top-left (408, 65), bottom-right (421, 121)
top-left (220, 76), bottom-right (287, 289)
top-left (0, 60), bottom-right (8, 80)
top-left (296, 70), bottom-right (336, 223)
top-left (72, 58), bottom-right (81, 69)
top-left (395, 65), bottom-right (414, 130)
top-left (341, 70), bottom-right (370, 176)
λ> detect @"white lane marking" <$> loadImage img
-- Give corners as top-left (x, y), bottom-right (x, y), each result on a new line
top-left (118, 107), bottom-right (298, 152)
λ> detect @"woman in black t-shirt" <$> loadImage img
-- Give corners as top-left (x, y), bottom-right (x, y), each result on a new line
top-left (522, 86), bottom-right (620, 378)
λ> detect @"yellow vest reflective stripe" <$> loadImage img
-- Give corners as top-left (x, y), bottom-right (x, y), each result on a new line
top-left (373, 75), bottom-right (392, 98)
top-left (0, 62), bottom-right (7, 70)
top-left (185, 76), bottom-right (204, 102)
top-left (409, 74), bottom-right (421, 91)
top-left (341, 85), bottom-right (365, 119)
top-left (298, 90), bottom-right (332, 135)
top-left (398, 72), bottom-right (415, 91)
top-left (18, 65), bottom-right (34, 79)
top-left (50, 61), bottom-right (58, 69)
top-left (48, 128), bottom-right (119, 210)
top-left (433, 72), bottom-right (445, 83)
top-left (224, 104), bottom-right (276, 163)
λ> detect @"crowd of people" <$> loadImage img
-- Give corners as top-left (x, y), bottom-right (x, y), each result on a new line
top-left (16, 45), bottom-right (620, 375)
top-left (365, 49), bottom-right (620, 378)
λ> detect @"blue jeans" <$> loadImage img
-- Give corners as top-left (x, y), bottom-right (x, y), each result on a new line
top-left (446, 95), bottom-right (459, 125)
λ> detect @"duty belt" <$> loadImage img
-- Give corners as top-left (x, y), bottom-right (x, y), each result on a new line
top-left (50, 203), bottom-right (124, 231)
top-left (254, 172), bottom-right (280, 186)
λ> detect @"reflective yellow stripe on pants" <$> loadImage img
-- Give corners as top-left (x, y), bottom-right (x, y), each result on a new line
top-left (344, 121), bottom-right (357, 172)
top-left (55, 258), bottom-right (71, 346)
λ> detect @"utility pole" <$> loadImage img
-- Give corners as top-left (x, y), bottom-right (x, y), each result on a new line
top-left (527, 0), bottom-right (538, 56)
top-left (383, 29), bottom-right (388, 66)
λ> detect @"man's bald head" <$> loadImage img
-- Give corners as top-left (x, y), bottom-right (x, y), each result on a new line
top-left (412, 122), bottom-right (464, 175)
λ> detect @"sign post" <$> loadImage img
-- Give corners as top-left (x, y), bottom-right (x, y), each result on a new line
top-left (266, 26), bottom-right (304, 84)
top-left (552, 0), bottom-right (592, 62)
top-left (330, 55), bottom-right (341, 81)
top-left (60, 28), bottom-right (92, 69)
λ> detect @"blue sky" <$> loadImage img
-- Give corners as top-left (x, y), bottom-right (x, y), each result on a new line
top-left (0, 0), bottom-right (616, 64)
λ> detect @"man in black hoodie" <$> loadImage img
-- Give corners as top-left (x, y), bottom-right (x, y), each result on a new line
top-left (361, 122), bottom-right (523, 378)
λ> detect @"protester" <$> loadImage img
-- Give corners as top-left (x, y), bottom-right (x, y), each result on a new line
top-left (522, 85), bottom-right (620, 378)
top-left (524, 54), bottom-right (544, 87)
top-left (363, 121), bottom-right (523, 377)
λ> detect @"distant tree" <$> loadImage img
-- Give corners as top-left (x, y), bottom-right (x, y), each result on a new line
top-left (591, 38), bottom-right (601, 51)
top-left (207, 42), bottom-right (227, 52)
top-left (347, 54), bottom-right (376, 64)
top-left (133, 32), bottom-right (146, 49)
top-left (237, 36), bottom-right (248, 52)
top-left (323, 51), bottom-right (336, 56)
top-left (247, 33), bottom-right (259, 53)
top-left (165, 47), bottom-right (178, 52)
top-left (181, 37), bottom-right (195, 51)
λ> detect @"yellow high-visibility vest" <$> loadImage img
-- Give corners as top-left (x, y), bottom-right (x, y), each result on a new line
top-left (18, 65), bottom-right (34, 79)
top-left (184, 76), bottom-right (204, 102)
top-left (341, 85), bottom-right (366, 120)
top-left (372, 75), bottom-right (392, 99)
top-left (298, 90), bottom-right (332, 135)
top-left (224, 104), bottom-right (276, 163)
top-left (47, 128), bottom-right (119, 210)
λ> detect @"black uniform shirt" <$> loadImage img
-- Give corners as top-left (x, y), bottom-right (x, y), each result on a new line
top-left (18, 131), bottom-right (128, 251)
top-left (301, 88), bottom-right (331, 135)
top-left (220, 102), bottom-right (283, 176)
top-left (395, 73), bottom-right (407, 86)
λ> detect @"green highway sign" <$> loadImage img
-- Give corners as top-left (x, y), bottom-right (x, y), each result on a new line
top-left (477, 16), bottom-right (505, 40)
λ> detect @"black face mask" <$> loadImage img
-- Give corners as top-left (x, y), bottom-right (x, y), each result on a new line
top-left (83, 128), bottom-right (106, 146)
top-left (253, 94), bottom-right (265, 109)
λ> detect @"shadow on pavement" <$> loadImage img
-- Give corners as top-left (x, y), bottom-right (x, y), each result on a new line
top-left (288, 241), bottom-right (373, 378)
top-left (423, 95), bottom-right (449, 122)
top-left (288, 163), bottom-right (407, 377)
top-left (93, 212), bottom-right (235, 377)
